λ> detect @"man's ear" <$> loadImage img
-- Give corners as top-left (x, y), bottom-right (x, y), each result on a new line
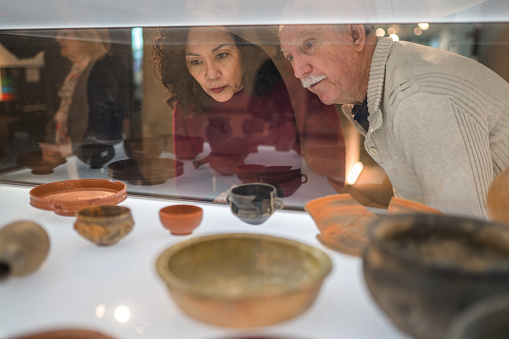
top-left (350, 24), bottom-right (366, 52)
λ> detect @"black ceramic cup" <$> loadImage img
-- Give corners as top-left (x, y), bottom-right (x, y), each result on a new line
top-left (227, 183), bottom-right (283, 225)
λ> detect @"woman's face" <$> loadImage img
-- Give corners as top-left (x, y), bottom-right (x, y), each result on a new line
top-left (185, 27), bottom-right (243, 102)
top-left (55, 30), bottom-right (84, 62)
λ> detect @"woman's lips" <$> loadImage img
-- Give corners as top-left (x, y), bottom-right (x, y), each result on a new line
top-left (210, 86), bottom-right (226, 94)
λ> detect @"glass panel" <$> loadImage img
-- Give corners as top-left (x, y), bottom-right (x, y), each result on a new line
top-left (0, 22), bottom-right (508, 215)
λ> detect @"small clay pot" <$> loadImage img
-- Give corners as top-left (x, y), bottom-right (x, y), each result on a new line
top-left (17, 150), bottom-right (66, 175)
top-left (363, 214), bottom-right (509, 339)
top-left (159, 205), bottom-right (203, 235)
top-left (227, 183), bottom-right (283, 225)
top-left (0, 220), bottom-right (50, 280)
top-left (74, 205), bottom-right (134, 246)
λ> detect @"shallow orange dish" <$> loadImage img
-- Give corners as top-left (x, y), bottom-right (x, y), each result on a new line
top-left (30, 179), bottom-right (127, 216)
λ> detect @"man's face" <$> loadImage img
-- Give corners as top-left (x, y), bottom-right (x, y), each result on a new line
top-left (279, 25), bottom-right (365, 105)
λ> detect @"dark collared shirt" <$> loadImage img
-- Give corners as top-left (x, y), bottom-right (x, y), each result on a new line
top-left (351, 97), bottom-right (369, 132)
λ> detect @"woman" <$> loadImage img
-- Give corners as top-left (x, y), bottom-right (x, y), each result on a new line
top-left (154, 26), bottom-right (346, 199)
top-left (42, 29), bottom-right (125, 156)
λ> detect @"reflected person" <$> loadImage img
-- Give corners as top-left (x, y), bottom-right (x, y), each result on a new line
top-left (279, 24), bottom-right (509, 218)
top-left (154, 26), bottom-right (346, 195)
top-left (42, 29), bottom-right (125, 156)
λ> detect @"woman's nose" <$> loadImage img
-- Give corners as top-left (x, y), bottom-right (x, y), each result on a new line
top-left (205, 62), bottom-right (221, 80)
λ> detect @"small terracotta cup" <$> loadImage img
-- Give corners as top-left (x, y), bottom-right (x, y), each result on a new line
top-left (159, 205), bottom-right (203, 235)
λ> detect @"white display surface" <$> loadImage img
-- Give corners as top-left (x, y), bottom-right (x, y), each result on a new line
top-left (0, 183), bottom-right (410, 339)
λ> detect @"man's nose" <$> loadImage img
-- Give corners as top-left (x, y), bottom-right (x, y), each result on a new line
top-left (292, 56), bottom-right (312, 79)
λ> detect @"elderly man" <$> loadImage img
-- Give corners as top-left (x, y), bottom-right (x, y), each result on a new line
top-left (279, 24), bottom-right (509, 218)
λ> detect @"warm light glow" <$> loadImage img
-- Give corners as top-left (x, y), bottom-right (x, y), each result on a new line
top-left (95, 304), bottom-right (106, 319)
top-left (387, 27), bottom-right (397, 35)
top-left (346, 161), bottom-right (364, 185)
top-left (418, 23), bottom-right (430, 30)
top-left (375, 28), bottom-right (385, 37)
top-left (114, 305), bottom-right (131, 323)
top-left (414, 27), bottom-right (423, 36)
top-left (389, 34), bottom-right (399, 41)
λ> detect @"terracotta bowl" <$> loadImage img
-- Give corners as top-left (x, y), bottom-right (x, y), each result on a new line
top-left (17, 150), bottom-right (66, 174)
top-left (156, 233), bottom-right (332, 328)
top-left (76, 143), bottom-right (115, 169)
top-left (123, 137), bottom-right (164, 159)
top-left (74, 205), bottom-right (134, 246)
top-left (159, 204), bottom-right (203, 235)
top-left (235, 164), bottom-right (266, 183)
top-left (446, 294), bottom-right (509, 339)
top-left (363, 214), bottom-right (509, 339)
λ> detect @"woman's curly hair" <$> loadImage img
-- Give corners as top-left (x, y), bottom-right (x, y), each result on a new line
top-left (153, 26), bottom-right (281, 115)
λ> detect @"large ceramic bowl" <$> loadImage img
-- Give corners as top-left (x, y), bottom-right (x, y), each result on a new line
top-left (156, 233), bottom-right (332, 328)
top-left (363, 214), bottom-right (509, 339)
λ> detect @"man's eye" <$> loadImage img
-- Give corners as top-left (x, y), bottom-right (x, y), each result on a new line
top-left (286, 54), bottom-right (293, 62)
top-left (216, 52), bottom-right (229, 60)
top-left (303, 40), bottom-right (315, 50)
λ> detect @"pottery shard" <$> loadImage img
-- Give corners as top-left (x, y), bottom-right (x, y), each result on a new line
top-left (304, 193), bottom-right (365, 223)
top-left (388, 197), bottom-right (443, 215)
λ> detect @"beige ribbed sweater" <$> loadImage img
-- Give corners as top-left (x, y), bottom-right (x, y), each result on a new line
top-left (342, 37), bottom-right (509, 219)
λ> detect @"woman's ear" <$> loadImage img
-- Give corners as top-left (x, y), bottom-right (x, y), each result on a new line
top-left (350, 24), bottom-right (366, 52)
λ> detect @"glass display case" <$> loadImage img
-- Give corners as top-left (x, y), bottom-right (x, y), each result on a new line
top-left (1, 0), bottom-right (509, 338)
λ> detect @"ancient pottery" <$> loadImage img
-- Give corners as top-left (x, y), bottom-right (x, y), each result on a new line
top-left (76, 143), bottom-right (115, 169)
top-left (159, 204), bottom-right (203, 235)
top-left (0, 221), bottom-right (50, 279)
top-left (108, 158), bottom-right (184, 185)
top-left (123, 137), bottom-right (164, 159)
top-left (74, 205), bottom-right (134, 246)
top-left (363, 214), bottom-right (509, 339)
top-left (30, 179), bottom-right (127, 216)
top-left (227, 183), bottom-right (283, 225)
top-left (235, 164), bottom-right (266, 183)
top-left (156, 233), bottom-right (332, 328)
top-left (446, 293), bottom-right (509, 339)
top-left (209, 152), bottom-right (245, 176)
top-left (17, 150), bottom-right (66, 175)
top-left (14, 329), bottom-right (116, 339)
top-left (487, 166), bottom-right (509, 225)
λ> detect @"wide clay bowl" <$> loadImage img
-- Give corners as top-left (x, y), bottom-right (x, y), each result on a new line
top-left (446, 294), bottom-right (509, 339)
top-left (159, 204), bottom-right (203, 235)
top-left (17, 150), bottom-right (66, 175)
top-left (156, 233), bottom-right (332, 328)
top-left (108, 158), bottom-right (184, 185)
top-left (123, 137), bottom-right (164, 159)
top-left (74, 205), bottom-right (134, 246)
top-left (76, 143), bottom-right (115, 169)
top-left (363, 214), bottom-right (509, 339)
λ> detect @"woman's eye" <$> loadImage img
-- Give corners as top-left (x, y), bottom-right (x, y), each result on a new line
top-left (216, 52), bottom-right (229, 60)
top-left (188, 59), bottom-right (201, 66)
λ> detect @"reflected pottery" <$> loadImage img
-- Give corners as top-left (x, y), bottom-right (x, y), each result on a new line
top-left (0, 221), bottom-right (50, 280)
top-left (363, 214), bottom-right (509, 339)
top-left (227, 183), bottom-right (283, 225)
top-left (156, 233), bottom-right (332, 328)
top-left (74, 205), bottom-right (134, 246)
top-left (76, 143), bottom-right (115, 169)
